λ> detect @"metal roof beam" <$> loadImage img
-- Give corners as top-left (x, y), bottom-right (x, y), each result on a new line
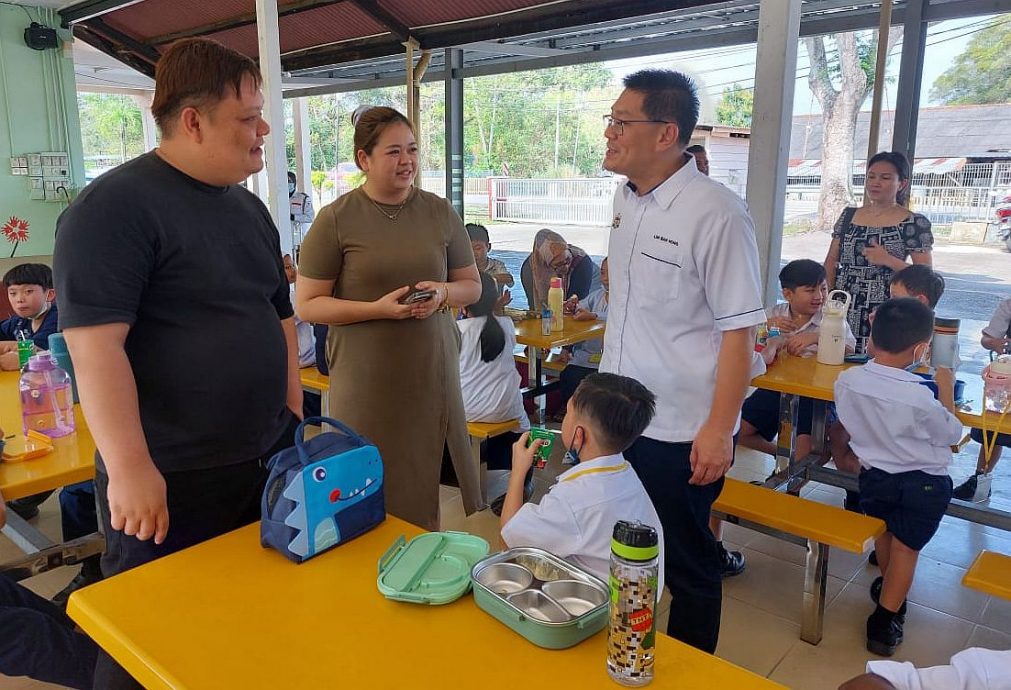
top-left (59, 0), bottom-right (145, 28)
top-left (925, 0), bottom-right (1011, 21)
top-left (460, 41), bottom-right (567, 58)
top-left (348, 0), bottom-right (412, 43)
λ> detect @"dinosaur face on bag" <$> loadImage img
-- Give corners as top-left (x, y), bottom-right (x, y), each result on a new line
top-left (282, 445), bottom-right (384, 558)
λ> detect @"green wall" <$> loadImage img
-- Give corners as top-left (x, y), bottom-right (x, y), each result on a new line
top-left (0, 3), bottom-right (85, 259)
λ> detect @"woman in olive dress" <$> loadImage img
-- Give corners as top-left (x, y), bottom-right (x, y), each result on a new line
top-left (296, 107), bottom-right (483, 529)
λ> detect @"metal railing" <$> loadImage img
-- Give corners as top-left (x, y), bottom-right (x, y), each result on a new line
top-left (489, 177), bottom-right (622, 226)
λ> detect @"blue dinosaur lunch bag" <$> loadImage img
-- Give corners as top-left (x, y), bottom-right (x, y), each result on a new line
top-left (261, 416), bottom-right (385, 564)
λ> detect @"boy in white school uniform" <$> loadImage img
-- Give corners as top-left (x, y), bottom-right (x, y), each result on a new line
top-left (834, 298), bottom-right (963, 657)
top-left (500, 373), bottom-right (664, 595)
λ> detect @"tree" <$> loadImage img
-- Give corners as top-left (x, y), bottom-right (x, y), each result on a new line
top-left (805, 28), bottom-right (901, 233)
top-left (716, 84), bottom-right (753, 128)
top-left (77, 94), bottom-right (145, 167)
top-left (931, 19), bottom-right (1011, 105)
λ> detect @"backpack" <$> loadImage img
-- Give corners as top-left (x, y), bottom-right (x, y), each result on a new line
top-left (261, 416), bottom-right (385, 563)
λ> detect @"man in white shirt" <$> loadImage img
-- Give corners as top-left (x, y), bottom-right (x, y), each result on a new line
top-left (598, 69), bottom-right (766, 652)
top-left (500, 373), bottom-right (664, 598)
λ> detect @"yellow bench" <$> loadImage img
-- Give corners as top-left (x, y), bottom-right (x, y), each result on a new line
top-left (299, 368), bottom-right (330, 417)
top-left (713, 478), bottom-right (886, 645)
top-left (467, 420), bottom-right (521, 507)
top-left (963, 551), bottom-right (1011, 600)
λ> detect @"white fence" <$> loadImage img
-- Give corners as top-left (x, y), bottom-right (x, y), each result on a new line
top-left (489, 177), bottom-right (622, 226)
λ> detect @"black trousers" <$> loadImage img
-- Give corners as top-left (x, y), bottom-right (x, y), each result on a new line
top-left (93, 415), bottom-right (299, 689)
top-left (624, 435), bottom-right (727, 653)
top-left (0, 574), bottom-right (98, 689)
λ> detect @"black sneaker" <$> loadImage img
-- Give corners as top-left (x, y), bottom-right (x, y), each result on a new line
top-left (870, 575), bottom-right (907, 623)
top-left (868, 549), bottom-right (878, 567)
top-left (866, 604), bottom-right (904, 656)
top-left (952, 474), bottom-right (992, 503)
top-left (489, 479), bottom-right (534, 517)
top-left (52, 556), bottom-right (103, 609)
top-left (844, 490), bottom-right (862, 513)
top-left (717, 542), bottom-right (746, 578)
top-left (6, 499), bottom-right (39, 521)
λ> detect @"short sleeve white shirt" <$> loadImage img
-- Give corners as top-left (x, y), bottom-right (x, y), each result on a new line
top-left (867, 647), bottom-right (1011, 690)
top-left (600, 156), bottom-right (766, 442)
top-left (569, 288), bottom-right (609, 368)
top-left (457, 316), bottom-right (530, 431)
top-left (834, 360), bottom-right (963, 475)
top-left (767, 302), bottom-right (856, 357)
top-left (983, 297), bottom-right (1011, 340)
top-left (501, 453), bottom-right (665, 598)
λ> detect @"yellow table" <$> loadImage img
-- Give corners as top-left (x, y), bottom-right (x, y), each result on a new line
top-left (0, 369), bottom-right (101, 579)
top-left (514, 316), bottom-right (605, 419)
top-left (68, 516), bottom-right (782, 690)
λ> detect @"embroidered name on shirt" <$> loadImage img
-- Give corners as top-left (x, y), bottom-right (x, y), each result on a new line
top-left (611, 214), bottom-right (622, 230)
top-left (653, 234), bottom-right (678, 246)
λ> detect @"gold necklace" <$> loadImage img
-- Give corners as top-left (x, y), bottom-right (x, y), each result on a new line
top-left (365, 189), bottom-right (409, 221)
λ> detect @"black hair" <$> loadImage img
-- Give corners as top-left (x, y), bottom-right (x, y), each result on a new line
top-left (466, 223), bottom-right (490, 244)
top-left (287, 171), bottom-right (296, 183)
top-left (890, 264), bottom-right (945, 309)
top-left (570, 373), bottom-right (656, 453)
top-left (778, 259), bottom-right (826, 291)
top-left (468, 272), bottom-right (506, 363)
top-left (870, 297), bottom-right (934, 354)
top-left (622, 69), bottom-right (699, 147)
top-left (867, 151), bottom-right (911, 205)
top-left (3, 263), bottom-right (53, 290)
top-left (686, 144), bottom-right (707, 154)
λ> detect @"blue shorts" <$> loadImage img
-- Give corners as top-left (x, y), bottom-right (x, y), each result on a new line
top-left (859, 468), bottom-right (952, 551)
top-left (970, 427), bottom-right (1011, 448)
top-left (741, 388), bottom-right (817, 442)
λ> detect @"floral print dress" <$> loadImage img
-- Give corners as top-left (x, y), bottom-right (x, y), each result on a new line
top-left (831, 208), bottom-right (933, 353)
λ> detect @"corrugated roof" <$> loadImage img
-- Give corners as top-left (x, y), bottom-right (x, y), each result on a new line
top-left (791, 104), bottom-right (1011, 160)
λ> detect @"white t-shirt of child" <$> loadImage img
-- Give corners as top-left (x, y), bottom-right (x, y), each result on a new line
top-left (866, 647), bottom-right (1011, 690)
top-left (501, 452), bottom-right (665, 599)
top-left (457, 315), bottom-right (530, 431)
top-left (767, 301), bottom-right (856, 357)
top-left (569, 288), bottom-right (609, 369)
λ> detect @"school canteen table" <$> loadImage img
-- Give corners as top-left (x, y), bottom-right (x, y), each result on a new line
top-left (67, 515), bottom-right (784, 690)
top-left (751, 354), bottom-right (1011, 530)
top-left (0, 369), bottom-right (102, 579)
top-left (514, 316), bottom-right (605, 412)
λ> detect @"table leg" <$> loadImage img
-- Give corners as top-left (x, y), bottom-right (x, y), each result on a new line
top-left (528, 346), bottom-right (545, 426)
top-left (774, 392), bottom-right (798, 482)
top-left (472, 436), bottom-right (488, 510)
top-left (801, 539), bottom-right (829, 645)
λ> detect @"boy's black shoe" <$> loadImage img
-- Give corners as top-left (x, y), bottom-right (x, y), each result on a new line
top-left (717, 542), bottom-right (745, 578)
top-left (869, 576), bottom-right (907, 623)
top-left (868, 549), bottom-right (878, 567)
top-left (489, 478), bottom-right (534, 517)
top-left (866, 603), bottom-right (904, 656)
top-left (844, 490), bottom-right (862, 513)
top-left (51, 556), bottom-right (103, 610)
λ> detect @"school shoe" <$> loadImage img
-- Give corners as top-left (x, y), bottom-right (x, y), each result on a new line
top-left (51, 556), bottom-right (103, 610)
top-left (866, 603), bottom-right (904, 657)
top-left (489, 478), bottom-right (534, 517)
top-left (952, 473), bottom-right (992, 503)
top-left (868, 550), bottom-right (878, 567)
top-left (844, 490), bottom-right (862, 513)
top-left (870, 576), bottom-right (907, 623)
top-left (717, 542), bottom-right (745, 577)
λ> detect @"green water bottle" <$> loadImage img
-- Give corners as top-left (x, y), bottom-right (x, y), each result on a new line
top-left (16, 332), bottom-right (34, 370)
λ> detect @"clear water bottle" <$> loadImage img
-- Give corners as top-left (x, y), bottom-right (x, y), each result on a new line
top-left (607, 520), bottom-right (660, 687)
top-left (20, 353), bottom-right (76, 438)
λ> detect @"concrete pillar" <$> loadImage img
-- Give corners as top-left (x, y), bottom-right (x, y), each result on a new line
top-left (292, 96), bottom-right (312, 202)
top-left (745, 0), bottom-right (802, 305)
top-left (131, 93), bottom-right (158, 152)
top-left (444, 48), bottom-right (464, 216)
top-left (892, 0), bottom-right (927, 163)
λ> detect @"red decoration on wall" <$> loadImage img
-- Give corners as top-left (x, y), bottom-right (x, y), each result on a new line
top-left (2, 216), bottom-right (30, 257)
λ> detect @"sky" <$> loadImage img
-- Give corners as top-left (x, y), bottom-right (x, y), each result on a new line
top-left (604, 16), bottom-right (991, 118)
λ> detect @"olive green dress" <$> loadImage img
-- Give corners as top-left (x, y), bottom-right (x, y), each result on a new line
top-left (298, 186), bottom-right (481, 529)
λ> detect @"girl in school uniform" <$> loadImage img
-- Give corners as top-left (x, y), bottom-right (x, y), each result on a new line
top-left (458, 272), bottom-right (531, 512)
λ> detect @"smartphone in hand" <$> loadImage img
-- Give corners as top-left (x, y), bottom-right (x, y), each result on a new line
top-left (399, 288), bottom-right (436, 305)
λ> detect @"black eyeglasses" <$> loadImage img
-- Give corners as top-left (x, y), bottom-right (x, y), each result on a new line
top-left (602, 115), bottom-right (673, 136)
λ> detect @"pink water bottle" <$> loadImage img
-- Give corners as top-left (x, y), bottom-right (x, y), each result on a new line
top-left (19, 353), bottom-right (76, 438)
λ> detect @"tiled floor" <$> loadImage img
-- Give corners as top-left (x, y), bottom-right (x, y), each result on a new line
top-left (2, 426), bottom-right (1008, 689)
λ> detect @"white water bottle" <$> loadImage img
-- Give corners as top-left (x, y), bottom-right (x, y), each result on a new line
top-left (817, 290), bottom-right (852, 366)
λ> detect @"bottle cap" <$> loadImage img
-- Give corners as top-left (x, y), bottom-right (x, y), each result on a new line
top-left (611, 520), bottom-right (659, 561)
top-left (26, 353), bottom-right (56, 372)
top-left (550, 277), bottom-right (562, 288)
top-left (48, 332), bottom-right (68, 354)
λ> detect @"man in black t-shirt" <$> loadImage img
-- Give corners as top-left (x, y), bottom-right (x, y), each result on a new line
top-left (54, 38), bottom-right (302, 689)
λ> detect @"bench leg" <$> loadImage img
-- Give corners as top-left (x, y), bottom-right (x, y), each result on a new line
top-left (471, 436), bottom-right (488, 510)
top-left (801, 540), bottom-right (829, 645)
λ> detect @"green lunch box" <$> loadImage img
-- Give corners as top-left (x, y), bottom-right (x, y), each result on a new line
top-left (471, 547), bottom-right (609, 649)
top-left (377, 531), bottom-right (490, 605)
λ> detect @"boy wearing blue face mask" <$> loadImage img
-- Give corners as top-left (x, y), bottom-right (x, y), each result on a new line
top-left (499, 373), bottom-right (665, 595)
top-left (834, 298), bottom-right (962, 658)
